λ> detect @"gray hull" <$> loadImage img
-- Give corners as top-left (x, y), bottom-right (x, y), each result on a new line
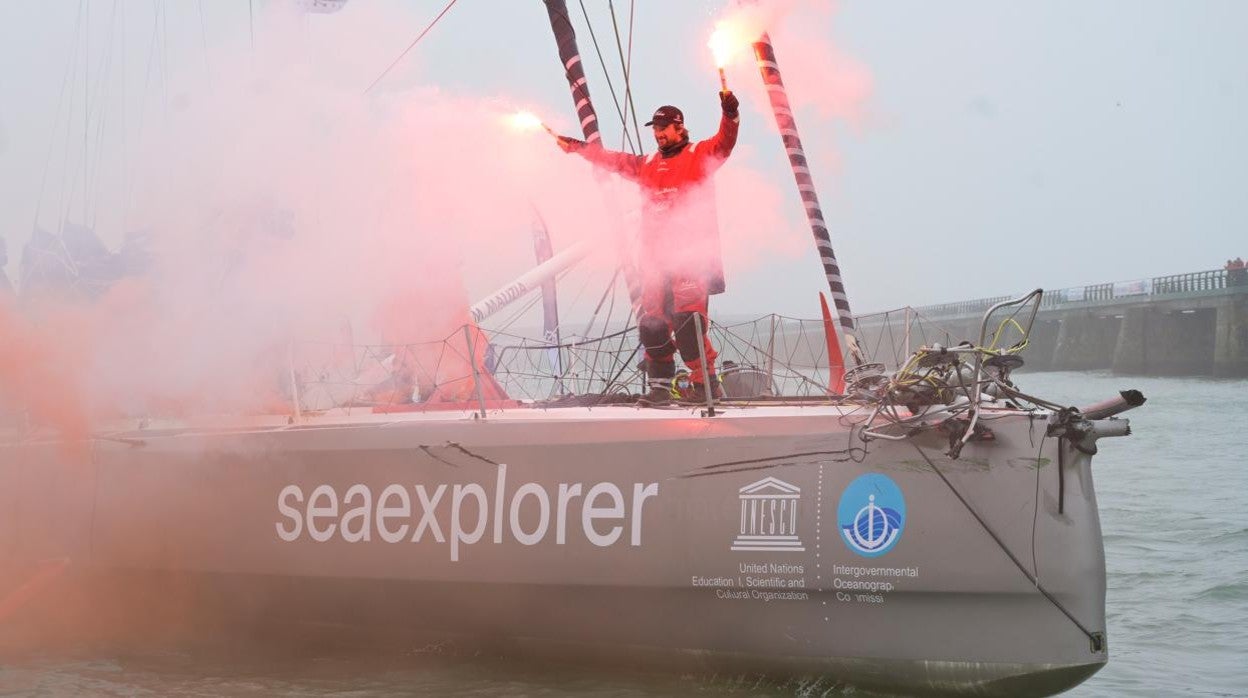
top-left (1, 404), bottom-right (1107, 696)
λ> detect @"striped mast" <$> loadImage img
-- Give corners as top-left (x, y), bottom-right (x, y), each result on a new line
top-left (752, 33), bottom-right (864, 365)
top-left (542, 0), bottom-right (642, 311)
top-left (543, 0), bottom-right (602, 145)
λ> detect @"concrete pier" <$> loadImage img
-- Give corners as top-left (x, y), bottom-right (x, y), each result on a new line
top-left (853, 268), bottom-right (1248, 378)
top-left (1053, 313), bottom-right (1120, 371)
top-left (1214, 297), bottom-right (1248, 377)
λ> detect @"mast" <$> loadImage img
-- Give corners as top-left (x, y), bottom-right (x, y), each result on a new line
top-left (543, 0), bottom-right (602, 144)
top-left (752, 33), bottom-right (863, 365)
top-left (542, 0), bottom-right (641, 311)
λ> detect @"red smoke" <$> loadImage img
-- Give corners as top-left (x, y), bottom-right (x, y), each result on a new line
top-left (1, 0), bottom-right (872, 423)
top-left (0, 297), bottom-right (90, 457)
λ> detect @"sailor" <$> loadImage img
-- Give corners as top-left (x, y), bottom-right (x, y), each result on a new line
top-left (1230, 257), bottom-right (1247, 287)
top-left (555, 91), bottom-right (740, 405)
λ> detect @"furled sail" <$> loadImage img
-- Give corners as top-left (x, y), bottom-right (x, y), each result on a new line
top-left (531, 208), bottom-right (564, 387)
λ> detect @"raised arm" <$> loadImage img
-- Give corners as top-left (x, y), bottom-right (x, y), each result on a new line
top-left (696, 91), bottom-right (740, 163)
top-left (556, 136), bottom-right (645, 181)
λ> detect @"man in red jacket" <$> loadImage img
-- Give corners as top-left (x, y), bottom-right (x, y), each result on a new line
top-left (557, 92), bottom-right (740, 405)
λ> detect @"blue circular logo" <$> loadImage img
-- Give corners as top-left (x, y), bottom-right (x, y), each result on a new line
top-left (837, 473), bottom-right (906, 558)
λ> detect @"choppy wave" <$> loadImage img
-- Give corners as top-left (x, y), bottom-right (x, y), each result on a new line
top-left (1196, 581), bottom-right (1248, 601)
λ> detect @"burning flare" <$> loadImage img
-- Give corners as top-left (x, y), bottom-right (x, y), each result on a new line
top-left (507, 110), bottom-right (553, 135)
top-left (709, 18), bottom-right (758, 93)
top-left (708, 20), bottom-right (751, 69)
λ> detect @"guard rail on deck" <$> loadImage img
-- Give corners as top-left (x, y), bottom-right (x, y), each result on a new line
top-left (902, 268), bottom-right (1243, 320)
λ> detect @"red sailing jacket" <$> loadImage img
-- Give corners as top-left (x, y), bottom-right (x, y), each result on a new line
top-left (578, 115), bottom-right (739, 294)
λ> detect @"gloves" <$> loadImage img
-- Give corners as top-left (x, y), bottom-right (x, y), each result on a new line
top-left (556, 135), bottom-right (587, 153)
top-left (720, 90), bottom-right (739, 119)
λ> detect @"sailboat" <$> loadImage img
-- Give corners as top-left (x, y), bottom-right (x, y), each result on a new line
top-left (0, 3), bottom-right (1143, 696)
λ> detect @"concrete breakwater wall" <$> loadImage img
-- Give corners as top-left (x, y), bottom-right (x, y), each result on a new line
top-left (851, 269), bottom-right (1248, 378)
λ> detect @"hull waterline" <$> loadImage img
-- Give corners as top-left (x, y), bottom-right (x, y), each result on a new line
top-left (1, 403), bottom-right (1108, 697)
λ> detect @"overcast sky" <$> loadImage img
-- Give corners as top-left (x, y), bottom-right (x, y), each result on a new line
top-left (0, 0), bottom-right (1244, 319)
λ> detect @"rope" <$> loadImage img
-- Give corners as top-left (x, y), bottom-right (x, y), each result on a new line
top-left (363, 0), bottom-right (460, 95)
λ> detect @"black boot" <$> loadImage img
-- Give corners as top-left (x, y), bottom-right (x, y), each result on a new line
top-left (638, 384), bottom-right (673, 407)
top-left (681, 377), bottom-right (723, 405)
top-left (638, 359), bottom-right (676, 407)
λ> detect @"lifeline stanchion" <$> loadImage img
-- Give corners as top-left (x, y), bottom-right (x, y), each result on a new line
top-left (693, 313), bottom-right (716, 417)
top-left (463, 325), bottom-right (488, 419)
top-left (765, 314), bottom-right (776, 394)
top-left (287, 340), bottom-right (302, 424)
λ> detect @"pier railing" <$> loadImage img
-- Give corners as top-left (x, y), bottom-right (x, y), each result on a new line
top-left (904, 268), bottom-right (1240, 320)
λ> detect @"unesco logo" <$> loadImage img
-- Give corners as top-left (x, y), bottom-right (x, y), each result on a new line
top-left (730, 477), bottom-right (804, 552)
top-left (837, 474), bottom-right (906, 558)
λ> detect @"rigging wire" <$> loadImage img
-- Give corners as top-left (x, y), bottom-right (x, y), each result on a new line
top-left (573, 0), bottom-right (637, 154)
top-left (124, 2), bottom-right (163, 226)
top-left (160, 0), bottom-right (168, 126)
top-left (578, 266), bottom-right (621, 340)
top-left (198, 0), bottom-right (213, 87)
top-left (362, 0), bottom-right (460, 95)
top-left (626, 0), bottom-right (643, 147)
top-left (86, 1), bottom-right (121, 229)
top-left (119, 0), bottom-right (125, 233)
top-left (33, 0), bottom-right (86, 227)
top-left (83, 0), bottom-right (89, 224)
top-left (608, 0), bottom-right (643, 152)
top-left (57, 0), bottom-right (88, 238)
top-left (599, 265), bottom-right (621, 337)
top-left (55, 82), bottom-right (76, 233)
top-left (69, 0), bottom-right (120, 230)
top-left (494, 268), bottom-right (570, 336)
top-left (561, 262), bottom-right (600, 333)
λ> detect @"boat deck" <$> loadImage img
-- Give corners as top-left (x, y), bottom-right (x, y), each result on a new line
top-left (2, 397), bottom-right (1047, 445)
